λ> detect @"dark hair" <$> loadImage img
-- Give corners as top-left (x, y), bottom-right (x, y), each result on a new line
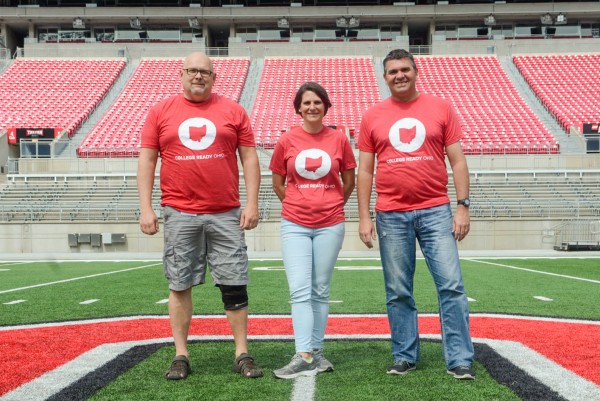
top-left (293, 81), bottom-right (332, 116)
top-left (383, 48), bottom-right (418, 73)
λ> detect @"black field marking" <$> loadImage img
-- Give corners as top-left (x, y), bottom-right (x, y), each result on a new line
top-left (475, 343), bottom-right (568, 401)
top-left (45, 343), bottom-right (164, 401)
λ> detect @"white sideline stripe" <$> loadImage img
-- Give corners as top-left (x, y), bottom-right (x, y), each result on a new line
top-left (0, 269), bottom-right (10, 272)
top-left (79, 299), bottom-right (99, 305)
top-left (0, 263), bottom-right (162, 295)
top-left (466, 259), bottom-right (600, 284)
top-left (0, 262), bottom-right (28, 267)
top-left (3, 299), bottom-right (26, 305)
top-left (2, 313), bottom-right (599, 332)
top-left (3, 334), bottom-right (599, 401)
top-left (534, 296), bottom-right (553, 302)
top-left (467, 297), bottom-right (476, 302)
top-left (156, 299), bottom-right (169, 304)
top-left (291, 376), bottom-right (316, 401)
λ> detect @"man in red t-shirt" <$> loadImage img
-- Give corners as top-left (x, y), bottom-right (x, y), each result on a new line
top-left (357, 49), bottom-right (475, 380)
top-left (137, 52), bottom-right (263, 380)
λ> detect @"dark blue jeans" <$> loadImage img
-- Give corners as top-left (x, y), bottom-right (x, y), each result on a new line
top-left (376, 204), bottom-right (474, 369)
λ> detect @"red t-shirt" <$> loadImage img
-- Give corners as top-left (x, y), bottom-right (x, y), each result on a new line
top-left (269, 126), bottom-right (357, 228)
top-left (358, 93), bottom-right (462, 212)
top-left (140, 93), bottom-right (255, 214)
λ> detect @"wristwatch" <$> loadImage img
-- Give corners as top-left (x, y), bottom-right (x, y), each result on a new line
top-left (457, 198), bottom-right (471, 208)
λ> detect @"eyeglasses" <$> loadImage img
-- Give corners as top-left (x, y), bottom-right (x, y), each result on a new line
top-left (182, 68), bottom-right (213, 78)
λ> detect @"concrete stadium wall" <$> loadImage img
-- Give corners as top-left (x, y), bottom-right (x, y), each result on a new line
top-left (21, 37), bottom-right (600, 59)
top-left (3, 155), bottom-right (596, 255)
top-left (22, 42), bottom-right (206, 59)
top-left (432, 38), bottom-right (600, 57)
top-left (0, 218), bottom-right (560, 256)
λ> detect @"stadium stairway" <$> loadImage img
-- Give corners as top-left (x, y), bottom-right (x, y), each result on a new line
top-left (238, 58), bottom-right (264, 117)
top-left (62, 59), bottom-right (139, 158)
top-left (500, 56), bottom-right (583, 154)
top-left (373, 56), bottom-right (390, 100)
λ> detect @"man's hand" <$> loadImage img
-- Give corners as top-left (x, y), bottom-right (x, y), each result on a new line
top-left (359, 219), bottom-right (377, 249)
top-left (139, 209), bottom-right (159, 235)
top-left (452, 207), bottom-right (470, 242)
top-left (240, 205), bottom-right (259, 230)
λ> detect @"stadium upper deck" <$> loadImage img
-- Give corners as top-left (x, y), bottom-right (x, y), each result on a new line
top-left (1, 1), bottom-right (599, 54)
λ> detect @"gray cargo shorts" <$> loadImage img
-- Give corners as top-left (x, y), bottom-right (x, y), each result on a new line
top-left (162, 206), bottom-right (249, 291)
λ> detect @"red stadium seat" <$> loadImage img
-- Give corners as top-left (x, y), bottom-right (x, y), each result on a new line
top-left (76, 57), bottom-right (250, 158)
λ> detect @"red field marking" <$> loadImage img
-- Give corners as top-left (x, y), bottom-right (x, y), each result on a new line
top-left (0, 314), bottom-right (598, 395)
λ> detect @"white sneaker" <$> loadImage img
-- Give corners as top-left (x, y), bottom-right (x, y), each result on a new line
top-left (273, 354), bottom-right (318, 379)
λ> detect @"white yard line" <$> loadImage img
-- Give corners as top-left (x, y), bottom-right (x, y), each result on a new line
top-left (291, 376), bottom-right (316, 401)
top-left (0, 263), bottom-right (162, 295)
top-left (466, 259), bottom-right (600, 284)
top-left (3, 299), bottom-right (26, 305)
top-left (0, 262), bottom-right (28, 268)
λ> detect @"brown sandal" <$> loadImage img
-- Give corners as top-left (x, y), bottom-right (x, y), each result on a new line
top-left (233, 353), bottom-right (263, 378)
top-left (164, 355), bottom-right (191, 380)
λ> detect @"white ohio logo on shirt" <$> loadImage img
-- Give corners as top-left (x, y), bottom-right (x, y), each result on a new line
top-left (178, 118), bottom-right (217, 150)
top-left (295, 149), bottom-right (331, 180)
top-left (389, 118), bottom-right (426, 153)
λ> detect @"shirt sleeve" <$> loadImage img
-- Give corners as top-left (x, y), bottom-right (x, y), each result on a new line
top-left (236, 105), bottom-right (256, 147)
top-left (140, 106), bottom-right (160, 149)
top-left (269, 138), bottom-right (287, 176)
top-left (444, 101), bottom-right (463, 146)
top-left (341, 136), bottom-right (357, 171)
top-left (357, 111), bottom-right (375, 153)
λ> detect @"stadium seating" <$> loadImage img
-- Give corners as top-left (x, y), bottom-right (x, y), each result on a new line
top-left (250, 57), bottom-right (381, 148)
top-left (416, 55), bottom-right (559, 154)
top-left (76, 57), bottom-right (250, 158)
top-left (2, 171), bottom-right (599, 223)
top-left (513, 54), bottom-right (600, 133)
top-left (0, 174), bottom-right (277, 222)
top-left (0, 58), bottom-right (126, 137)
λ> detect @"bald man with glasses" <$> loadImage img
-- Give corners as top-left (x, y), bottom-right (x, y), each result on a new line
top-left (137, 52), bottom-right (263, 380)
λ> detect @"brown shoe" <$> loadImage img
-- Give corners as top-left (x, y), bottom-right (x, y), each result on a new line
top-left (164, 355), bottom-right (191, 380)
top-left (233, 353), bottom-right (263, 378)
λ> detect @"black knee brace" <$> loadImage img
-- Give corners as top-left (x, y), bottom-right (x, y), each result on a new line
top-left (218, 284), bottom-right (248, 310)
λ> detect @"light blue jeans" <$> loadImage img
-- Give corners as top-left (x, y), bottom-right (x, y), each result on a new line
top-left (376, 204), bottom-right (474, 369)
top-left (281, 218), bottom-right (345, 353)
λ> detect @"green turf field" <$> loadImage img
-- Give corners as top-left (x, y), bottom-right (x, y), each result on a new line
top-left (1, 257), bottom-right (599, 324)
top-left (1, 257), bottom-right (598, 401)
